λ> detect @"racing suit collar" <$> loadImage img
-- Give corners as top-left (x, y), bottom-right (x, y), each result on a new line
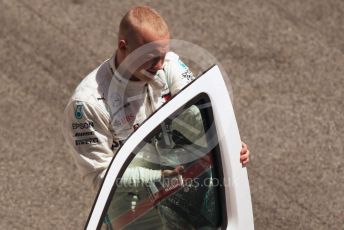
top-left (109, 55), bottom-right (146, 90)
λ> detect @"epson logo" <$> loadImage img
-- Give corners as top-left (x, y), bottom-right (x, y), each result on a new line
top-left (72, 121), bottom-right (94, 130)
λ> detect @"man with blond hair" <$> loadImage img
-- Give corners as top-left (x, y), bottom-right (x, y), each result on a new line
top-left (63, 5), bottom-right (249, 228)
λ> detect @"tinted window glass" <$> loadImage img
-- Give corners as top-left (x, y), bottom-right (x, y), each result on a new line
top-left (101, 94), bottom-right (223, 230)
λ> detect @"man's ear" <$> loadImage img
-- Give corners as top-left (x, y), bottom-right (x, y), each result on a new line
top-left (118, 40), bottom-right (127, 51)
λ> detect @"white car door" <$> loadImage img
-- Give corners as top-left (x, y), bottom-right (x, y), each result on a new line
top-left (85, 65), bottom-right (254, 230)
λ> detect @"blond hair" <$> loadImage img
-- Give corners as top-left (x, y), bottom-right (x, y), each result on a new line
top-left (119, 6), bottom-right (169, 40)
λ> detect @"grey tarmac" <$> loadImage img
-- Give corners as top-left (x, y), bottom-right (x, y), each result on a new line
top-left (0, 0), bottom-right (343, 229)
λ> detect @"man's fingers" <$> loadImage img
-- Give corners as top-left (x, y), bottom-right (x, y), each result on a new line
top-left (241, 155), bottom-right (249, 164)
top-left (242, 159), bottom-right (249, 167)
top-left (240, 149), bottom-right (249, 157)
top-left (241, 142), bottom-right (248, 154)
top-left (240, 150), bottom-right (249, 163)
top-left (240, 142), bottom-right (250, 166)
top-left (240, 154), bottom-right (248, 160)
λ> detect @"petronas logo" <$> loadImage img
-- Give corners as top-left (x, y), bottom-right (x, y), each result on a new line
top-left (75, 104), bottom-right (84, 119)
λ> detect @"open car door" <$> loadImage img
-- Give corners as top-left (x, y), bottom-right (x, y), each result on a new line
top-left (85, 65), bottom-right (254, 230)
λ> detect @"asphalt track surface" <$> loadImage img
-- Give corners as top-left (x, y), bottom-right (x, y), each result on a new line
top-left (1, 0), bottom-right (343, 229)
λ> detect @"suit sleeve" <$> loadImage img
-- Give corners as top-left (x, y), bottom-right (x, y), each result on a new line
top-left (163, 52), bottom-right (195, 96)
top-left (62, 100), bottom-right (114, 190)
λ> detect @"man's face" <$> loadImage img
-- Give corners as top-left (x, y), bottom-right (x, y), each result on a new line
top-left (124, 28), bottom-right (170, 81)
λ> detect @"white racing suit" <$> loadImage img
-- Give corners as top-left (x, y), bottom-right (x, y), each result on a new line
top-left (62, 51), bottom-right (196, 228)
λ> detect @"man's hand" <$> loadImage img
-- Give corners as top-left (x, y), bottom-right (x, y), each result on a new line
top-left (161, 165), bottom-right (184, 177)
top-left (240, 142), bottom-right (250, 167)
